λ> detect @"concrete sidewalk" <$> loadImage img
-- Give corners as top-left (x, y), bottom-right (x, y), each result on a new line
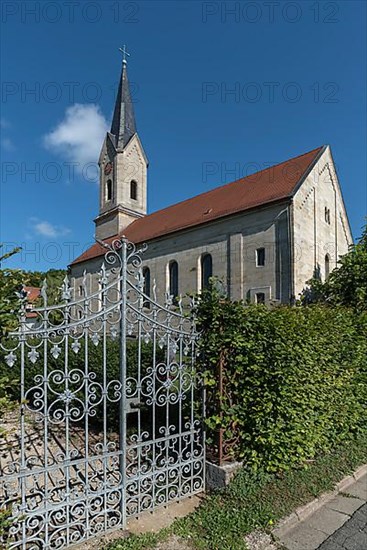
top-left (318, 503), bottom-right (366, 550)
top-left (273, 468), bottom-right (367, 550)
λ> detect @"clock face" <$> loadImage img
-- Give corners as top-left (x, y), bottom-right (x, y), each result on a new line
top-left (104, 162), bottom-right (112, 176)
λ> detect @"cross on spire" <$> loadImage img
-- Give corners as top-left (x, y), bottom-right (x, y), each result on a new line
top-left (111, 44), bottom-right (136, 148)
top-left (119, 45), bottom-right (130, 65)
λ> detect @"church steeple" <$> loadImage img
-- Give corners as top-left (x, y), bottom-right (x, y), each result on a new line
top-left (110, 46), bottom-right (136, 149)
top-left (94, 46), bottom-right (148, 241)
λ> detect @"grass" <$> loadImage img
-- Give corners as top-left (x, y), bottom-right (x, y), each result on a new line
top-left (105, 432), bottom-right (367, 550)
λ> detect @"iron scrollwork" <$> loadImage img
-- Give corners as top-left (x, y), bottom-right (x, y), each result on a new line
top-left (0, 238), bottom-right (204, 549)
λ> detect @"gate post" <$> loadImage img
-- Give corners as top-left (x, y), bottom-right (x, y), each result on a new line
top-left (119, 237), bottom-right (128, 527)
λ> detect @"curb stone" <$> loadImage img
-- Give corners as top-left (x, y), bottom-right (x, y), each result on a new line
top-left (335, 475), bottom-right (355, 493)
top-left (353, 463), bottom-right (367, 481)
top-left (272, 463), bottom-right (367, 539)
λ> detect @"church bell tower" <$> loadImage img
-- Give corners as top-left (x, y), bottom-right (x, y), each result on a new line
top-left (95, 47), bottom-right (148, 240)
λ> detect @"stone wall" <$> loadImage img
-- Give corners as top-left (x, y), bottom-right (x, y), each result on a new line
top-left (95, 133), bottom-right (147, 240)
top-left (292, 146), bottom-right (353, 298)
top-left (71, 201), bottom-right (292, 305)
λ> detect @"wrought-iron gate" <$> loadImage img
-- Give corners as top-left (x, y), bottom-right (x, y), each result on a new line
top-left (0, 239), bottom-right (205, 549)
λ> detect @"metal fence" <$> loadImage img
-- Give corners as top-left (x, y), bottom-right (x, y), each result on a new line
top-left (0, 238), bottom-right (205, 549)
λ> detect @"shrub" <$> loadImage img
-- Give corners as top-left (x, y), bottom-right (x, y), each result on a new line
top-left (196, 288), bottom-right (367, 471)
top-left (301, 221), bottom-right (367, 312)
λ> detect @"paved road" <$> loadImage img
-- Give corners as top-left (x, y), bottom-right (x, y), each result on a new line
top-left (317, 503), bottom-right (367, 550)
top-left (275, 473), bottom-right (367, 550)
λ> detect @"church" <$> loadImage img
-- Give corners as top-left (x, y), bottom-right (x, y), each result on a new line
top-left (70, 55), bottom-right (353, 305)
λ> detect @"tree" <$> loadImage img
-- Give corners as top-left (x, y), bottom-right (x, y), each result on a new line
top-left (42, 269), bottom-right (68, 305)
top-left (0, 245), bottom-right (25, 336)
top-left (301, 222), bottom-right (367, 312)
top-left (0, 243), bottom-right (22, 265)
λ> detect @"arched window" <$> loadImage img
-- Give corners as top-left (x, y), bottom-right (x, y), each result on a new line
top-left (142, 267), bottom-right (150, 306)
top-left (106, 179), bottom-right (112, 201)
top-left (256, 247), bottom-right (265, 266)
top-left (201, 253), bottom-right (213, 290)
top-left (325, 254), bottom-right (330, 279)
top-left (130, 180), bottom-right (137, 200)
top-left (169, 261), bottom-right (179, 299)
top-left (143, 267), bottom-right (150, 297)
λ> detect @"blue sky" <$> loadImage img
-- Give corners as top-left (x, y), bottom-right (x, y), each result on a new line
top-left (1, 0), bottom-right (366, 272)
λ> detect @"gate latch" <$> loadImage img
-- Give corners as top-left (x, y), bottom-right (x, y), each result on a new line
top-left (125, 397), bottom-right (141, 413)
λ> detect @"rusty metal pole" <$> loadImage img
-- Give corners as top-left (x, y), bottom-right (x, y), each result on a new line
top-left (218, 351), bottom-right (224, 466)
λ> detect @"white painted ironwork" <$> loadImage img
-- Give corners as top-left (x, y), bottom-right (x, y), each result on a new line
top-left (0, 238), bottom-right (204, 549)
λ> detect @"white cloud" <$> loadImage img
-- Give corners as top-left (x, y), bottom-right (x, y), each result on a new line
top-left (1, 137), bottom-right (15, 151)
top-left (30, 218), bottom-right (71, 238)
top-left (43, 104), bottom-right (108, 171)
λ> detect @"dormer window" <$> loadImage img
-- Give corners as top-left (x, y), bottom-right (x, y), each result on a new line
top-left (130, 180), bottom-right (137, 200)
top-left (106, 179), bottom-right (112, 201)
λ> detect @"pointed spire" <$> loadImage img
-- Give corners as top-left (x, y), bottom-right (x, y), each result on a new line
top-left (111, 46), bottom-right (137, 149)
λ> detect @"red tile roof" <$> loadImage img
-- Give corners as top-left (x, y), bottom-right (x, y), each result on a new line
top-left (23, 286), bottom-right (41, 319)
top-left (71, 146), bottom-right (324, 266)
top-left (24, 286), bottom-right (41, 302)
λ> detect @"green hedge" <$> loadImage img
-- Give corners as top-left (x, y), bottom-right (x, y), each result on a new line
top-left (197, 290), bottom-right (367, 471)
